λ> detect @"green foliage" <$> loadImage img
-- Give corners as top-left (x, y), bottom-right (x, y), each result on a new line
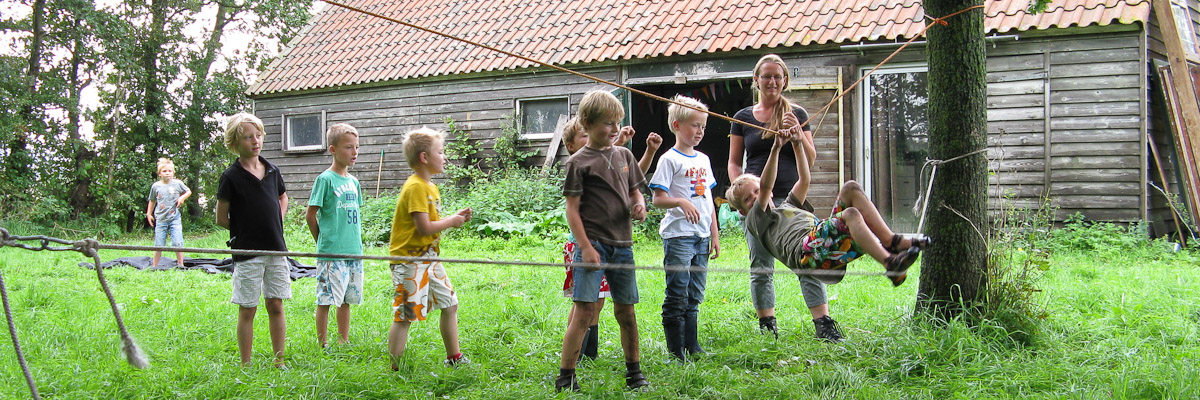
top-left (1049, 212), bottom-right (1148, 255)
top-left (634, 190), bottom-right (667, 241)
top-left (983, 198), bottom-right (1055, 345)
top-left (491, 114), bottom-right (537, 171)
top-left (360, 191), bottom-right (399, 247)
top-left (441, 115), bottom-right (536, 188)
top-left (1026, 0), bottom-right (1054, 14)
top-left (442, 116), bottom-right (485, 186)
top-left (442, 168), bottom-right (568, 239)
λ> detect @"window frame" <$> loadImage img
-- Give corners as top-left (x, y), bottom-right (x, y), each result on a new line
top-left (516, 96), bottom-right (570, 140)
top-left (856, 63), bottom-right (928, 199)
top-left (282, 111), bottom-right (327, 153)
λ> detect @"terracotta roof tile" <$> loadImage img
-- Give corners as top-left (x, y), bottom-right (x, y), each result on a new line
top-left (249, 0), bottom-right (1153, 95)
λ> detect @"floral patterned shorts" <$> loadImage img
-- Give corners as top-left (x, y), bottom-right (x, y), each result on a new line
top-left (799, 201), bottom-right (863, 275)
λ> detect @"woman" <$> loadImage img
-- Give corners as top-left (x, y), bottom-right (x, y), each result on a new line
top-left (727, 54), bottom-right (842, 342)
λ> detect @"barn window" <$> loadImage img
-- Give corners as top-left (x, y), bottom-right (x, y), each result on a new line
top-left (1171, 0), bottom-right (1200, 60)
top-left (283, 111), bottom-right (326, 152)
top-left (517, 97), bottom-right (568, 140)
top-left (858, 64), bottom-right (929, 233)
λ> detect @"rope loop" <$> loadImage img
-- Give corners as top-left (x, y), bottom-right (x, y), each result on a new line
top-left (75, 239), bottom-right (100, 258)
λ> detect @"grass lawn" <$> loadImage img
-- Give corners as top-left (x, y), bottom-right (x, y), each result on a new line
top-left (0, 226), bottom-right (1198, 399)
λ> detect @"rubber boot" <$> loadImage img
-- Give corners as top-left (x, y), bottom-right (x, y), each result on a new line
top-left (684, 312), bottom-right (704, 355)
top-left (577, 324), bottom-right (598, 362)
top-left (662, 317), bottom-right (687, 361)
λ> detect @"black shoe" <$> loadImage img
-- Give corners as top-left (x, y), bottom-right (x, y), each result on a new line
top-left (884, 246), bottom-right (922, 287)
top-left (625, 370), bottom-right (649, 391)
top-left (886, 234), bottom-right (932, 253)
top-left (662, 317), bottom-right (687, 361)
top-left (554, 373), bottom-right (580, 392)
top-left (758, 316), bottom-right (779, 339)
top-left (684, 313), bottom-right (705, 355)
top-left (813, 315), bottom-right (844, 343)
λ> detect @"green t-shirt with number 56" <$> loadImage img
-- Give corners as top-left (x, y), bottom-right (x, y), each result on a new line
top-left (308, 169), bottom-right (364, 260)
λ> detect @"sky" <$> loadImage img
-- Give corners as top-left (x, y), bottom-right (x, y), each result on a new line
top-left (0, 0), bottom-right (326, 139)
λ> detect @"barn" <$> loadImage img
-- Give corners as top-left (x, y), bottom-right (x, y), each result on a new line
top-left (247, 0), bottom-right (1200, 236)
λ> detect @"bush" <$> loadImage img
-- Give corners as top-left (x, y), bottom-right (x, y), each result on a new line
top-left (1049, 212), bottom-right (1148, 254)
top-left (360, 192), bottom-right (399, 247)
top-left (443, 168), bottom-right (568, 239)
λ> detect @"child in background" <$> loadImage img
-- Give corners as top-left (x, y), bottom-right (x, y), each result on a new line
top-left (215, 112), bottom-right (291, 368)
top-left (559, 118), bottom-right (662, 363)
top-left (387, 127), bottom-right (473, 370)
top-left (648, 95), bottom-right (719, 361)
top-left (305, 123), bottom-right (364, 348)
top-left (556, 91), bottom-right (649, 392)
top-left (725, 128), bottom-right (928, 307)
top-left (146, 157), bottom-right (191, 268)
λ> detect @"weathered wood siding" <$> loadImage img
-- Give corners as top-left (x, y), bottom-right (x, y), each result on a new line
top-left (255, 68), bottom-right (618, 202)
top-left (1145, 1), bottom-right (1200, 236)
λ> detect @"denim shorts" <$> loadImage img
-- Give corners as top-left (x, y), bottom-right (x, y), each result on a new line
top-left (153, 218), bottom-right (183, 247)
top-left (572, 240), bottom-right (638, 305)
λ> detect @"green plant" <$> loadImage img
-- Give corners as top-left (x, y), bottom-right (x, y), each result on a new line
top-left (982, 197), bottom-right (1055, 345)
top-left (442, 168), bottom-right (568, 239)
top-left (442, 117), bottom-right (486, 186)
top-left (489, 114), bottom-right (537, 172)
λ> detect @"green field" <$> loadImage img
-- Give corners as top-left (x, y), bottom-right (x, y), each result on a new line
top-left (1, 227), bottom-right (1198, 399)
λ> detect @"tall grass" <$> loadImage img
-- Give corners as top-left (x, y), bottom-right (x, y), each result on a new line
top-left (0, 224), bottom-right (1197, 398)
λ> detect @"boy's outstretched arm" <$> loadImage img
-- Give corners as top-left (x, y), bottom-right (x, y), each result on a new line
top-left (637, 132), bottom-right (662, 175)
top-left (790, 134), bottom-right (813, 205)
top-left (412, 208), bottom-right (472, 237)
top-left (756, 133), bottom-right (789, 211)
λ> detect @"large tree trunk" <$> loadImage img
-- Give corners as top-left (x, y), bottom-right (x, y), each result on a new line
top-left (917, 0), bottom-right (990, 318)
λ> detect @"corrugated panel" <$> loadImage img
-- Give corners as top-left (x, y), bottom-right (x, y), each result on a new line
top-left (247, 0), bottom-right (1152, 95)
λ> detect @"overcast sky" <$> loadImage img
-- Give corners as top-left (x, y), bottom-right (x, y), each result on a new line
top-left (0, 0), bottom-right (326, 139)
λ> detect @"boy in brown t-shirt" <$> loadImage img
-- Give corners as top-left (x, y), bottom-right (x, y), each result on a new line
top-left (555, 91), bottom-right (649, 392)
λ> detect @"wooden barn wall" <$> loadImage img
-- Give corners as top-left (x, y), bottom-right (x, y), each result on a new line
top-left (851, 30), bottom-right (1146, 223)
top-left (782, 57), bottom-right (856, 212)
top-left (253, 68), bottom-right (618, 202)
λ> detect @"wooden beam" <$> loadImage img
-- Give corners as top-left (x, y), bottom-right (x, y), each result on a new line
top-left (1153, 0), bottom-right (1200, 219)
top-left (541, 114), bottom-right (569, 172)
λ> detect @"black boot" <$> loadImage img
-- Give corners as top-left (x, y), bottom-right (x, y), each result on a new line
top-left (555, 368), bottom-right (580, 392)
top-left (759, 316), bottom-right (778, 339)
top-left (662, 317), bottom-right (687, 361)
top-left (684, 313), bottom-right (704, 355)
top-left (813, 315), bottom-right (845, 343)
top-left (578, 325), bottom-right (599, 362)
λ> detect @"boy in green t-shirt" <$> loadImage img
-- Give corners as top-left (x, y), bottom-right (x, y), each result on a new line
top-left (305, 123), bottom-right (365, 348)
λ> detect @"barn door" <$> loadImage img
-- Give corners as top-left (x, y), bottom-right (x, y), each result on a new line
top-left (859, 65), bottom-right (928, 233)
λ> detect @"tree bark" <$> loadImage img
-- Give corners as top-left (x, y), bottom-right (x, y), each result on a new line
top-left (7, 0), bottom-right (45, 187)
top-left (67, 20), bottom-right (97, 214)
top-left (917, 0), bottom-right (990, 318)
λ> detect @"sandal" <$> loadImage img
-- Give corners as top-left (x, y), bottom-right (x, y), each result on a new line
top-left (885, 234), bottom-right (932, 253)
top-left (625, 370), bottom-right (650, 391)
top-left (884, 247), bottom-right (921, 287)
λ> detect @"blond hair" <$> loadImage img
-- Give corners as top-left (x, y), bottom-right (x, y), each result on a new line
top-left (561, 117), bottom-right (585, 146)
top-left (667, 95), bottom-right (708, 134)
top-left (753, 54), bottom-right (796, 135)
top-left (402, 127), bottom-right (444, 168)
top-left (223, 112), bottom-right (265, 154)
top-left (577, 90), bottom-right (624, 129)
top-left (326, 123), bottom-right (359, 147)
top-left (725, 174), bottom-right (761, 213)
top-left (156, 158), bottom-right (175, 174)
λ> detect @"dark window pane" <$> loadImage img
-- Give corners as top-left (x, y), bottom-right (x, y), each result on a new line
top-left (521, 99), bottom-right (567, 134)
top-left (288, 114), bottom-right (322, 148)
top-left (867, 71), bottom-right (928, 232)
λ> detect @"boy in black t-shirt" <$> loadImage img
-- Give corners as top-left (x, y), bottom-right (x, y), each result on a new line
top-left (215, 112), bottom-right (291, 368)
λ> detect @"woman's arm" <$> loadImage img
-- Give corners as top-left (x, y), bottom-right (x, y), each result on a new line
top-left (727, 134), bottom-right (745, 179)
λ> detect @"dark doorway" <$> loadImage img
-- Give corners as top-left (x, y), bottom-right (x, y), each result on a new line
top-left (628, 78), bottom-right (754, 198)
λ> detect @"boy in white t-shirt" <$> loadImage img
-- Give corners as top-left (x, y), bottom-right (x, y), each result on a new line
top-left (648, 95), bottom-right (720, 361)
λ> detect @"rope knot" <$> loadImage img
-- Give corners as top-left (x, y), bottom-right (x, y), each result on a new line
top-left (74, 239), bottom-right (100, 258)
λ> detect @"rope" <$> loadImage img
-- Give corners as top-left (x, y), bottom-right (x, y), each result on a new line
top-left (915, 148), bottom-right (990, 232)
top-left (0, 229), bottom-right (149, 371)
top-left (0, 265), bottom-right (39, 400)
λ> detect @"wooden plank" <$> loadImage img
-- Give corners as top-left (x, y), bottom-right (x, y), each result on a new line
top-left (1049, 155), bottom-right (1140, 169)
top-left (1050, 129), bottom-right (1141, 143)
top-left (987, 80), bottom-right (1044, 96)
top-left (1049, 141), bottom-right (1141, 156)
top-left (1049, 61), bottom-right (1140, 79)
top-left (1053, 208), bottom-right (1141, 221)
top-left (989, 159), bottom-right (1045, 172)
top-left (987, 107), bottom-right (1044, 121)
top-left (1053, 195), bottom-right (1140, 209)
top-left (1049, 47), bottom-right (1141, 65)
top-left (1049, 34), bottom-right (1141, 53)
top-left (989, 133), bottom-right (1045, 146)
top-left (1049, 75), bottom-right (1140, 90)
top-left (1050, 102), bottom-right (1141, 117)
top-left (987, 145), bottom-right (1043, 159)
top-left (541, 115), bottom-right (569, 171)
top-left (985, 54), bottom-right (1045, 72)
top-left (1158, 66), bottom-right (1200, 228)
top-left (988, 185), bottom-right (1045, 198)
top-left (988, 119), bottom-right (1045, 134)
top-left (1050, 115), bottom-right (1141, 130)
top-left (987, 94), bottom-right (1045, 109)
top-left (1052, 168), bottom-right (1140, 182)
top-left (986, 70), bottom-right (1046, 83)
top-left (1050, 181), bottom-right (1142, 195)
top-left (989, 171), bottom-right (1045, 185)
top-left (1050, 88), bottom-right (1141, 104)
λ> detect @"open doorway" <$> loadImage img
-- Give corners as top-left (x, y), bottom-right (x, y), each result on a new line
top-left (627, 78), bottom-right (755, 198)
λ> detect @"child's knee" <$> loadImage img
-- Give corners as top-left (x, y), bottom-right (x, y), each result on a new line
top-left (840, 207), bottom-right (862, 222)
top-left (840, 180), bottom-right (863, 194)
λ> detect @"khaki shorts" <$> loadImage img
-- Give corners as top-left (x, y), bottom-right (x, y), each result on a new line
top-left (231, 256), bottom-right (292, 307)
top-left (391, 250), bottom-right (457, 322)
